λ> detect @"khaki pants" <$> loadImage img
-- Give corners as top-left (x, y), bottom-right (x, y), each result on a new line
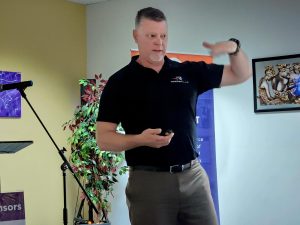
top-left (125, 160), bottom-right (219, 225)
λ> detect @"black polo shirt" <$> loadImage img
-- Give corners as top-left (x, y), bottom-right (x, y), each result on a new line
top-left (97, 56), bottom-right (223, 167)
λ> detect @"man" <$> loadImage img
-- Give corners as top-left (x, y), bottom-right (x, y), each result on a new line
top-left (96, 7), bottom-right (251, 225)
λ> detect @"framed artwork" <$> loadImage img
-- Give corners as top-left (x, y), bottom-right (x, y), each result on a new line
top-left (0, 71), bottom-right (21, 117)
top-left (252, 54), bottom-right (300, 112)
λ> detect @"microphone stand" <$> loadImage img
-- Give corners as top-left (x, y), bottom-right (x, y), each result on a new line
top-left (18, 87), bottom-right (108, 224)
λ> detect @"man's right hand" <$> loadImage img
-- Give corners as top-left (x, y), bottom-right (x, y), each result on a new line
top-left (97, 122), bottom-right (174, 152)
top-left (139, 128), bottom-right (174, 148)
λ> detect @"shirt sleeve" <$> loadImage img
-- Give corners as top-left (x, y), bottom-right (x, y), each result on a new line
top-left (187, 61), bottom-right (224, 94)
top-left (96, 75), bottom-right (122, 124)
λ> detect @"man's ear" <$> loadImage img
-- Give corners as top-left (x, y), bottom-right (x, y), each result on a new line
top-left (133, 29), bottom-right (138, 43)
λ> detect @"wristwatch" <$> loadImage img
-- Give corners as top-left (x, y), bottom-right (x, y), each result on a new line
top-left (228, 38), bottom-right (240, 56)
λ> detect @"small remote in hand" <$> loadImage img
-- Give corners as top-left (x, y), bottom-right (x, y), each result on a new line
top-left (161, 129), bottom-right (173, 136)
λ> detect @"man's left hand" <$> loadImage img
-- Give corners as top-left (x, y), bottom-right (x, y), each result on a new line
top-left (202, 40), bottom-right (237, 57)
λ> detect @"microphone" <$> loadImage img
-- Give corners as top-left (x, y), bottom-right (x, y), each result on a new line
top-left (0, 81), bottom-right (33, 92)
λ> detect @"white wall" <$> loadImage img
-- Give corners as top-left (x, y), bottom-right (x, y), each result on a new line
top-left (87, 0), bottom-right (300, 225)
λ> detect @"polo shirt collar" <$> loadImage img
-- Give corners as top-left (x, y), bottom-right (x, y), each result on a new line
top-left (130, 55), bottom-right (171, 73)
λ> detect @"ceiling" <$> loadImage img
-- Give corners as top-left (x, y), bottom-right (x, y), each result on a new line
top-left (68, 0), bottom-right (108, 5)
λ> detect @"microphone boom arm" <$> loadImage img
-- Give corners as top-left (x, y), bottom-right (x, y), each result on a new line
top-left (17, 87), bottom-right (107, 224)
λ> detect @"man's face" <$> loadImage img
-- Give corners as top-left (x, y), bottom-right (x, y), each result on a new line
top-left (133, 18), bottom-right (168, 63)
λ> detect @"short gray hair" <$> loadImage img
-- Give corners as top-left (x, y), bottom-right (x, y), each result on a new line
top-left (135, 7), bottom-right (167, 27)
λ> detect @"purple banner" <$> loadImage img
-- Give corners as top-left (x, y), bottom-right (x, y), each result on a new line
top-left (0, 71), bottom-right (21, 118)
top-left (0, 192), bottom-right (25, 222)
top-left (196, 90), bottom-right (220, 223)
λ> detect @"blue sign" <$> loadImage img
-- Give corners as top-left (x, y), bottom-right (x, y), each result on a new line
top-left (196, 90), bottom-right (220, 222)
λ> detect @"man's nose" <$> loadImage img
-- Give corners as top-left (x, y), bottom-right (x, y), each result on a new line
top-left (154, 37), bottom-right (163, 45)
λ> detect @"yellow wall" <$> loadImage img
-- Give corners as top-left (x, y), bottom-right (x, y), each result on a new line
top-left (0, 0), bottom-right (86, 224)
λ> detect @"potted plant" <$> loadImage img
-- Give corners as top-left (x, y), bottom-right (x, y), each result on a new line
top-left (63, 74), bottom-right (127, 224)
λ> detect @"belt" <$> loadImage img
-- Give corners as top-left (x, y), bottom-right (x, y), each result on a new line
top-left (129, 159), bottom-right (197, 174)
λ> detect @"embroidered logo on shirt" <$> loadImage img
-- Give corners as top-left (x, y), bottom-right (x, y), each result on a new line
top-left (170, 76), bottom-right (189, 84)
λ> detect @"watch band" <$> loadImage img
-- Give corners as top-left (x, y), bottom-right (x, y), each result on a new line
top-left (228, 38), bottom-right (241, 56)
